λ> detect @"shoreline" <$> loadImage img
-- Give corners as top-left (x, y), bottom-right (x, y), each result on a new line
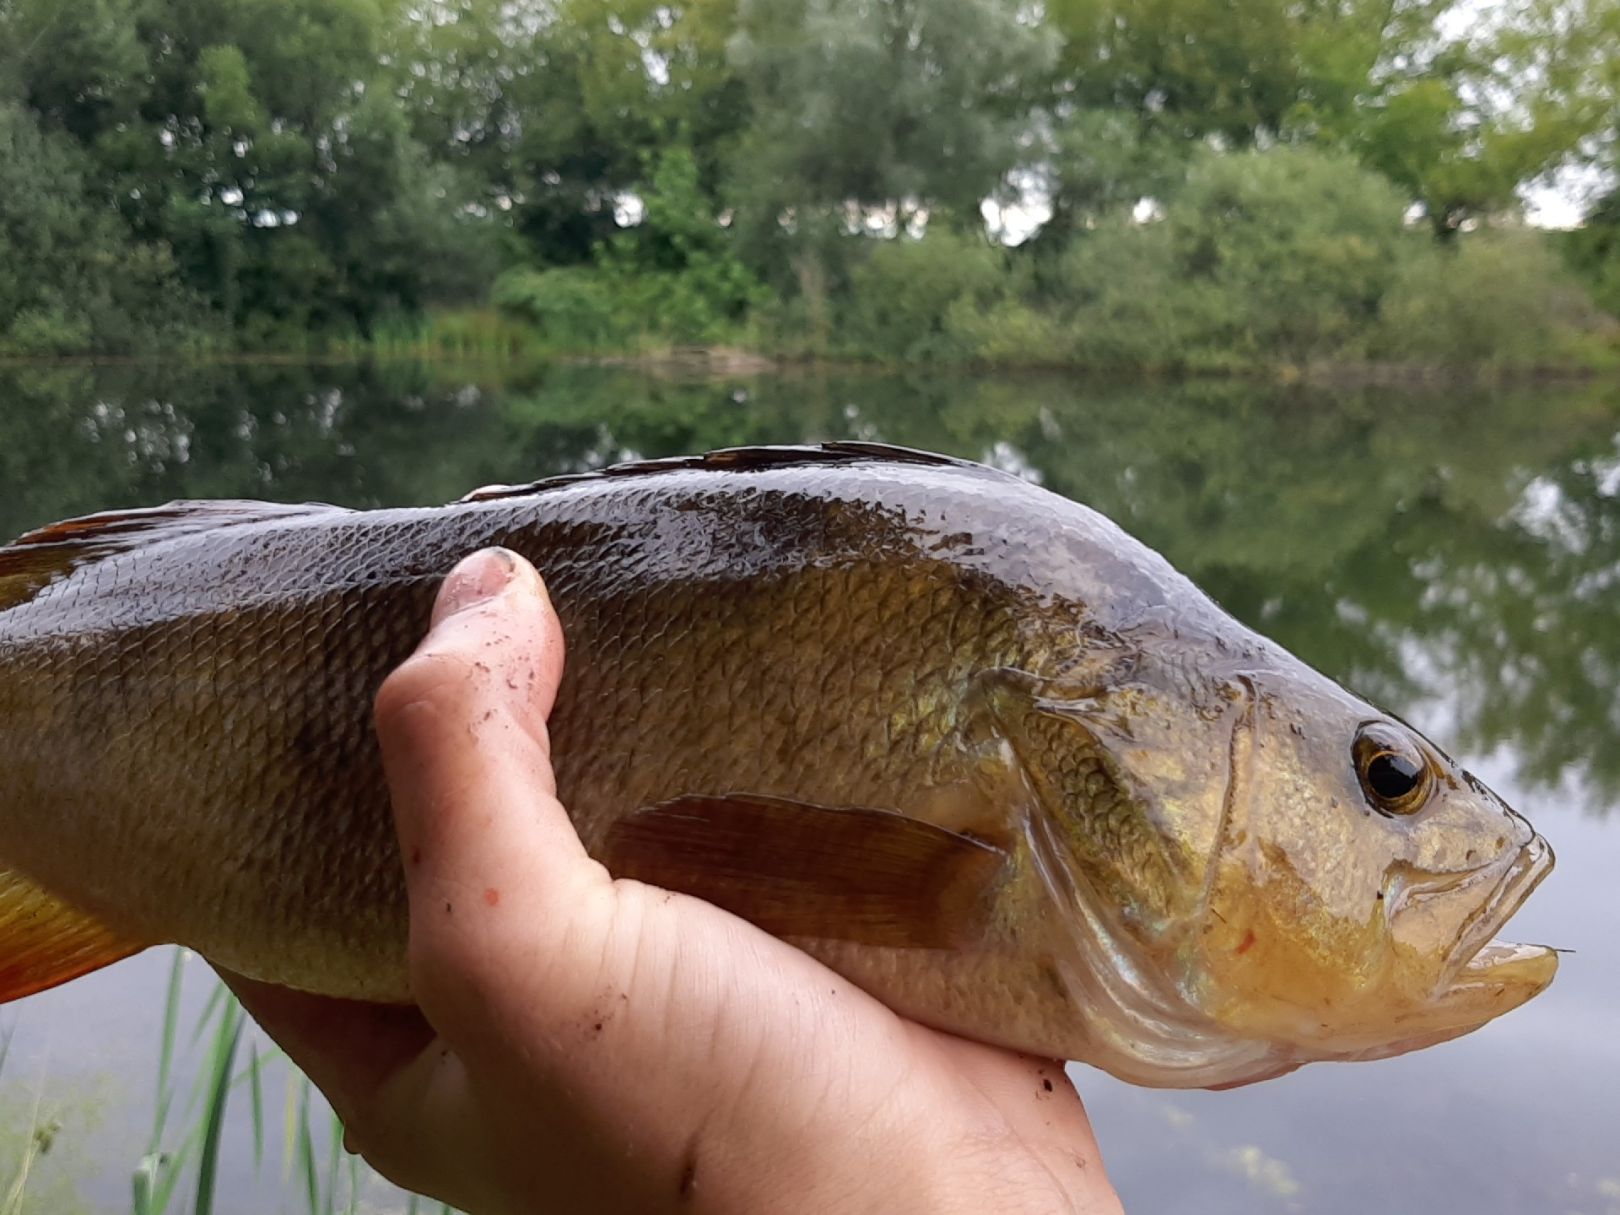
top-left (1, 343), bottom-right (1613, 388)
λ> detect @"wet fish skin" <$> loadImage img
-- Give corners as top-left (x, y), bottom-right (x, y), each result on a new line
top-left (0, 444), bottom-right (1556, 1088)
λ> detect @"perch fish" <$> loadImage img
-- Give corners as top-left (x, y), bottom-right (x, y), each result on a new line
top-left (0, 443), bottom-right (1556, 1088)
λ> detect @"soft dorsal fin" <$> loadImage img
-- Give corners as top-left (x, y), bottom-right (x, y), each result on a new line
top-left (1, 499), bottom-right (339, 609)
top-left (0, 868), bottom-right (148, 1002)
top-left (459, 442), bottom-right (1010, 504)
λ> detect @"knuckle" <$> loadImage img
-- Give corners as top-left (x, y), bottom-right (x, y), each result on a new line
top-left (374, 648), bottom-right (487, 732)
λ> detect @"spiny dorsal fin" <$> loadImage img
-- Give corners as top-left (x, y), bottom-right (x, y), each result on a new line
top-left (0, 869), bottom-right (147, 1002)
top-left (1, 499), bottom-right (340, 608)
top-left (458, 442), bottom-right (1012, 504)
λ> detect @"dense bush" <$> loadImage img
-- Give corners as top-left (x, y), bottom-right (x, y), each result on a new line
top-left (496, 148), bottom-right (765, 348)
top-left (987, 148), bottom-right (1425, 370)
top-left (1374, 228), bottom-right (1612, 369)
top-left (1, 0), bottom-right (1615, 364)
top-left (493, 267), bottom-right (623, 350)
top-left (838, 229), bottom-right (1014, 361)
top-left (487, 144), bottom-right (1618, 374)
top-left (1164, 147), bottom-right (1417, 361)
top-left (1559, 193), bottom-right (1620, 321)
top-left (1041, 219), bottom-right (1218, 370)
top-left (596, 149), bottom-right (766, 342)
top-left (900, 147), bottom-right (1615, 374)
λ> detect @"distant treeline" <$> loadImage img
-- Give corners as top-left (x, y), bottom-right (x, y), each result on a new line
top-left (2, 0), bottom-right (1619, 370)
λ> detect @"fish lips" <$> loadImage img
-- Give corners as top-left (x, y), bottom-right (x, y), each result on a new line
top-left (1437, 832), bottom-right (1558, 998)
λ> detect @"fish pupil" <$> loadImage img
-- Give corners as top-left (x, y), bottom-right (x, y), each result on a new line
top-left (1367, 752), bottom-right (1421, 800)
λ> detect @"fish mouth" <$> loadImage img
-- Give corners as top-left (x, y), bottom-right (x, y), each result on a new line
top-left (1349, 834), bottom-right (1557, 1063)
top-left (1438, 832), bottom-right (1557, 998)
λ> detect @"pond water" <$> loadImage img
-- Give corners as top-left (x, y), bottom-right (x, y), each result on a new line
top-left (0, 360), bottom-right (1616, 1213)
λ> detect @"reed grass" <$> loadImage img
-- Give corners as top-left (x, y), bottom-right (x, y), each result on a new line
top-left (330, 309), bottom-right (539, 363)
top-left (128, 949), bottom-right (456, 1215)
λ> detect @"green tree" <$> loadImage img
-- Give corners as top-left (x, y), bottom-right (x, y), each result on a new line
top-left (0, 103), bottom-right (208, 354)
top-left (1028, 108), bottom-right (1188, 252)
top-left (1342, 0), bottom-right (1619, 233)
top-left (724, 0), bottom-right (1055, 279)
top-left (838, 228), bottom-right (1013, 362)
top-left (0, 0), bottom-right (148, 140)
top-left (1041, 147), bottom-right (1418, 366)
top-left (1562, 189), bottom-right (1620, 319)
top-left (494, 145), bottom-right (763, 346)
top-left (389, 0), bottom-right (745, 267)
top-left (1040, 0), bottom-right (1620, 235)
top-left (2, 0), bottom-right (490, 344)
top-left (598, 145), bottom-right (765, 340)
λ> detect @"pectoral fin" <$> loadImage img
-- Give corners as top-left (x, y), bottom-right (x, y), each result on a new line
top-left (0, 870), bottom-right (147, 1002)
top-left (601, 794), bottom-right (1007, 949)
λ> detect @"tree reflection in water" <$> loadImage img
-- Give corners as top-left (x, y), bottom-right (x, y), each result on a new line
top-left (2, 361), bottom-right (1616, 812)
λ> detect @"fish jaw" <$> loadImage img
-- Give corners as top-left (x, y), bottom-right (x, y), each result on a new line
top-left (1313, 834), bottom-right (1558, 1064)
top-left (1434, 833), bottom-right (1556, 995)
top-left (1402, 833), bottom-right (1559, 1042)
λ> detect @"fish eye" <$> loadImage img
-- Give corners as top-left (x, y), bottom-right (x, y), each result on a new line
top-left (1353, 725), bottom-right (1432, 816)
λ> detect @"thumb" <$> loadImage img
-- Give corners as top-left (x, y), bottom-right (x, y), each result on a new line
top-left (372, 547), bottom-right (614, 1041)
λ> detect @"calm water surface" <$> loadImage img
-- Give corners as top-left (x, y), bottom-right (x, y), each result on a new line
top-left (0, 361), bottom-right (1616, 1212)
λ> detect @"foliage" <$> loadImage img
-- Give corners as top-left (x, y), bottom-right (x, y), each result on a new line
top-left (1375, 227), bottom-right (1614, 369)
top-left (1041, 217), bottom-right (1215, 371)
top-left (1030, 109), bottom-right (1189, 249)
top-left (493, 267), bottom-right (623, 350)
top-left (839, 229), bottom-right (1013, 362)
top-left (126, 951), bottom-right (451, 1214)
top-left (0, 0), bottom-right (492, 348)
top-left (598, 146), bottom-right (767, 341)
top-left (1041, 0), bottom-right (1620, 235)
top-left (723, 0), bottom-right (1055, 279)
top-left (0, 104), bottom-right (212, 355)
top-left (1560, 189), bottom-right (1620, 320)
top-left (496, 146), bottom-right (763, 346)
top-left (0, 0), bottom-right (1617, 365)
top-left (1350, 0), bottom-right (1620, 234)
top-left (1161, 147), bottom-right (1417, 362)
top-left (1034, 149), bottom-right (1406, 371)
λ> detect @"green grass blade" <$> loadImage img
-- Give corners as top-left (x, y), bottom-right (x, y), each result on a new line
top-left (344, 1153), bottom-right (359, 1215)
top-left (296, 1081), bottom-right (319, 1215)
top-left (2, 1068), bottom-right (51, 1215)
top-left (324, 1111), bottom-right (342, 1215)
top-left (281, 1069), bottom-right (299, 1185)
top-left (192, 1001), bottom-right (244, 1215)
top-left (189, 982), bottom-right (225, 1047)
top-left (150, 1147), bottom-right (189, 1215)
top-left (149, 949), bottom-right (187, 1153)
top-left (132, 1156), bottom-right (154, 1215)
top-left (247, 1040), bottom-right (264, 1170)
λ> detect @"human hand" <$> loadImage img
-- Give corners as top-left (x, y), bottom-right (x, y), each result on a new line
top-left (223, 548), bottom-right (1123, 1215)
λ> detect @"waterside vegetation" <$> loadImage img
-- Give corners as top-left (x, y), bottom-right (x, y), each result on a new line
top-left (3, 0), bottom-right (1620, 374)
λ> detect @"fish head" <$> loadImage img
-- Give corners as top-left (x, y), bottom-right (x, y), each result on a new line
top-left (991, 643), bottom-right (1555, 1088)
top-left (1190, 665), bottom-right (1557, 1067)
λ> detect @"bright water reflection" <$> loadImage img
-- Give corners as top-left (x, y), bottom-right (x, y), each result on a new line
top-left (0, 361), bottom-right (1615, 1212)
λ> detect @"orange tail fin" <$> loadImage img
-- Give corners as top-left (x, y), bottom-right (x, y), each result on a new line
top-left (0, 869), bottom-right (146, 1002)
